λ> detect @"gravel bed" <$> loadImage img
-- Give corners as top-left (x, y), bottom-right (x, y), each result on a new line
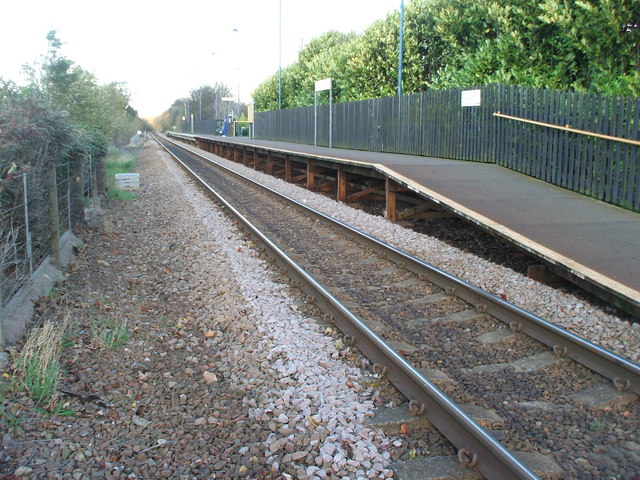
top-left (189, 143), bottom-right (640, 364)
top-left (1, 144), bottom-right (397, 479)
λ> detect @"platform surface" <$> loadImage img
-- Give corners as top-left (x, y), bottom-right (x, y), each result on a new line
top-left (183, 135), bottom-right (640, 307)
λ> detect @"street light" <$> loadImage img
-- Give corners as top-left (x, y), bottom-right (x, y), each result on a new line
top-left (211, 52), bottom-right (218, 121)
top-left (278, 0), bottom-right (282, 109)
top-left (232, 28), bottom-right (241, 122)
top-left (398, 0), bottom-right (405, 96)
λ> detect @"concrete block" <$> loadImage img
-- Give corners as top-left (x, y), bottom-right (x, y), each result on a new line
top-left (392, 455), bottom-right (483, 480)
top-left (477, 328), bottom-right (519, 344)
top-left (364, 404), bottom-right (433, 433)
top-left (570, 382), bottom-right (637, 410)
top-left (115, 173), bottom-right (140, 190)
top-left (463, 351), bottom-right (569, 375)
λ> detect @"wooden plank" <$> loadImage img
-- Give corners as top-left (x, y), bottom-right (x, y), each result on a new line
top-left (528, 86), bottom-right (535, 175)
top-left (575, 92), bottom-right (586, 193)
top-left (585, 94), bottom-right (598, 195)
top-left (520, 87), bottom-right (528, 174)
top-left (559, 90), bottom-right (568, 187)
top-left (514, 85), bottom-right (521, 171)
top-left (566, 90), bottom-right (576, 189)
top-left (604, 95), bottom-right (616, 202)
top-left (481, 86), bottom-right (489, 162)
top-left (495, 85), bottom-right (505, 167)
top-left (600, 94), bottom-right (612, 200)
top-left (527, 86), bottom-right (535, 175)
top-left (611, 96), bottom-right (626, 204)
top-left (552, 90), bottom-right (562, 185)
top-left (627, 98), bottom-right (640, 208)
top-left (620, 97), bottom-right (633, 208)
top-left (635, 99), bottom-right (640, 210)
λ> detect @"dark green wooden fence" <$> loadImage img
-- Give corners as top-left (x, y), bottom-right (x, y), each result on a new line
top-left (255, 85), bottom-right (640, 211)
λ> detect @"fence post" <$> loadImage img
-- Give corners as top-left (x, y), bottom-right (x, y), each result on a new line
top-left (22, 174), bottom-right (33, 277)
top-left (0, 281), bottom-right (4, 351)
top-left (66, 163), bottom-right (72, 231)
top-left (48, 164), bottom-right (61, 267)
top-left (91, 157), bottom-right (98, 206)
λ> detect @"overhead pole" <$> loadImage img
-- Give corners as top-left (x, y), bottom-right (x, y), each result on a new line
top-left (278, 0), bottom-right (282, 109)
top-left (397, 0), bottom-right (405, 96)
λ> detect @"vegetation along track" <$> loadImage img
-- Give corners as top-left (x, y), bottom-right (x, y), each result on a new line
top-left (153, 133), bottom-right (640, 480)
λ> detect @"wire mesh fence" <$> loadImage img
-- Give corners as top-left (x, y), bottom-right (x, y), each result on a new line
top-left (0, 156), bottom-right (99, 309)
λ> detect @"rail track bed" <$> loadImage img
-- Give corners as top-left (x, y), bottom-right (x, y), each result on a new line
top-left (155, 134), bottom-right (640, 480)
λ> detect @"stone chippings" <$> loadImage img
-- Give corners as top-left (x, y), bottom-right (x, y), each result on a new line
top-left (179, 153), bottom-right (395, 479)
top-left (196, 148), bottom-right (639, 364)
top-left (0, 144), bottom-right (395, 479)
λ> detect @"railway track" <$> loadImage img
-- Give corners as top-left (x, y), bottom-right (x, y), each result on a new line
top-left (153, 133), bottom-right (640, 480)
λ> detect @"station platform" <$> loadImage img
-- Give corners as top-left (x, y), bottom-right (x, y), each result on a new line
top-left (168, 134), bottom-right (640, 317)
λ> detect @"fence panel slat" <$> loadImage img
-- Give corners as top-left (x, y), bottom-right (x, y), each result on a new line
top-left (628, 99), bottom-right (640, 208)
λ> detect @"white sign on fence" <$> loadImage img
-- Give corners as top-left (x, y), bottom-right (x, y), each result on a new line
top-left (315, 78), bottom-right (332, 92)
top-left (314, 78), bottom-right (334, 148)
top-left (461, 89), bottom-right (481, 107)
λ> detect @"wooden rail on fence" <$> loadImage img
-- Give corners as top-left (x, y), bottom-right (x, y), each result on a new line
top-left (493, 112), bottom-right (640, 147)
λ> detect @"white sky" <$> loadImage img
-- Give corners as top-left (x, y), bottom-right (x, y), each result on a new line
top-left (0, 0), bottom-right (398, 118)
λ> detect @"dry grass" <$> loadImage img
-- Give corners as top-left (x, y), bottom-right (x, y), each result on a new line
top-left (14, 313), bottom-right (70, 405)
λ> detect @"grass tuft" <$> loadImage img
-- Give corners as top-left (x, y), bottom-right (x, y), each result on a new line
top-left (92, 317), bottom-right (130, 349)
top-left (105, 147), bottom-right (138, 201)
top-left (14, 315), bottom-right (70, 405)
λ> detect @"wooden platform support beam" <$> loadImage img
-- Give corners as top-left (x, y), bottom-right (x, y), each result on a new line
top-left (397, 203), bottom-right (453, 221)
top-left (386, 178), bottom-right (406, 223)
top-left (337, 166), bottom-right (347, 202)
top-left (346, 184), bottom-right (386, 203)
top-left (306, 160), bottom-right (316, 191)
top-left (267, 152), bottom-right (274, 175)
top-left (284, 156), bottom-right (292, 182)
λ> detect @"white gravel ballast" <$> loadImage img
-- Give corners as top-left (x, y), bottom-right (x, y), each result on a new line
top-left (160, 149), bottom-right (396, 479)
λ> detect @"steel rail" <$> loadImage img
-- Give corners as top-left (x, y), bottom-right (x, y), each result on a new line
top-left (153, 133), bottom-right (540, 480)
top-left (158, 133), bottom-right (640, 398)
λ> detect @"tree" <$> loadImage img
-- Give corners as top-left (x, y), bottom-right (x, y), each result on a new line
top-left (34, 31), bottom-right (148, 144)
top-left (187, 83), bottom-right (233, 122)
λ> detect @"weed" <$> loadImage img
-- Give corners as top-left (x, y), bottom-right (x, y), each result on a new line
top-left (46, 284), bottom-right (63, 300)
top-left (589, 420), bottom-right (604, 430)
top-left (92, 317), bottom-right (130, 349)
top-left (36, 404), bottom-right (75, 417)
top-left (108, 188), bottom-right (137, 201)
top-left (0, 404), bottom-right (21, 429)
top-left (60, 335), bottom-right (75, 349)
